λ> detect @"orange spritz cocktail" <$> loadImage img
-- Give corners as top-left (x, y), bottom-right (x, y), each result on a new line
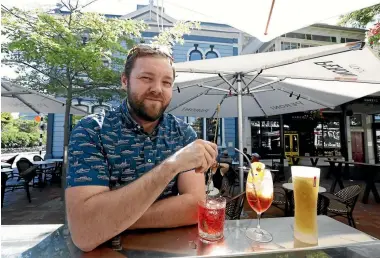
top-left (245, 162), bottom-right (274, 242)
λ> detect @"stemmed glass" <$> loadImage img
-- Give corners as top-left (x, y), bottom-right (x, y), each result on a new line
top-left (245, 167), bottom-right (274, 242)
top-left (234, 148), bottom-right (274, 243)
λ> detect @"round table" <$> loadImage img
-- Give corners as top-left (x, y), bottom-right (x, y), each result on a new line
top-left (282, 183), bottom-right (327, 193)
top-left (1, 162), bottom-right (11, 168)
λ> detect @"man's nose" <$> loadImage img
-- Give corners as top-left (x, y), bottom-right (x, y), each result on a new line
top-left (150, 79), bottom-right (163, 94)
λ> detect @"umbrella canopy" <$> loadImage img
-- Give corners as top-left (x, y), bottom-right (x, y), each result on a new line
top-left (170, 42), bottom-right (380, 118)
top-left (1, 80), bottom-right (89, 115)
top-left (169, 42), bottom-right (380, 190)
top-left (168, 0), bottom-right (379, 42)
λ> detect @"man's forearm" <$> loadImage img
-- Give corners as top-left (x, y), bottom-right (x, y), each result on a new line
top-left (129, 193), bottom-right (204, 230)
top-left (67, 160), bottom-right (179, 251)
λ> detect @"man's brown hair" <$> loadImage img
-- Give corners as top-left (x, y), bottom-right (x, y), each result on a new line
top-left (123, 44), bottom-right (175, 81)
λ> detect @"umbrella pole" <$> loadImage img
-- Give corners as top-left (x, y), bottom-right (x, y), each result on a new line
top-left (237, 73), bottom-right (245, 192)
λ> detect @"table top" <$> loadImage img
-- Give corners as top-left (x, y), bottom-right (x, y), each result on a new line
top-left (32, 160), bottom-right (58, 165)
top-left (1, 168), bottom-right (13, 173)
top-left (282, 183), bottom-right (327, 193)
top-left (1, 162), bottom-right (11, 168)
top-left (1, 216), bottom-right (378, 258)
top-left (47, 158), bottom-right (63, 162)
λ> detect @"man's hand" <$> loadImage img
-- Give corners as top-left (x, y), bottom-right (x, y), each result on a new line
top-left (166, 139), bottom-right (218, 174)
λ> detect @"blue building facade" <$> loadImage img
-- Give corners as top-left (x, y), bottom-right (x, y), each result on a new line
top-left (46, 4), bottom-right (241, 159)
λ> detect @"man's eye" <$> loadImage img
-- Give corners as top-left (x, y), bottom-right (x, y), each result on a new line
top-left (142, 77), bottom-right (152, 81)
top-left (163, 81), bottom-right (172, 87)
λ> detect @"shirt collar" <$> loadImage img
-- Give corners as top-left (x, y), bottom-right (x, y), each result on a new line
top-left (120, 99), bottom-right (165, 137)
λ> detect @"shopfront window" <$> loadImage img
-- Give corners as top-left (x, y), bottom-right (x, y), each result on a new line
top-left (314, 121), bottom-right (341, 156)
top-left (251, 119), bottom-right (289, 158)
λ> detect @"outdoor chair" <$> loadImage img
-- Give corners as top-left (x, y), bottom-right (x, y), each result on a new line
top-left (219, 175), bottom-right (245, 220)
top-left (324, 185), bottom-right (361, 228)
top-left (286, 192), bottom-right (331, 217)
top-left (33, 155), bottom-right (43, 161)
top-left (272, 188), bottom-right (288, 216)
top-left (224, 191), bottom-right (246, 220)
top-left (2, 160), bottom-right (38, 207)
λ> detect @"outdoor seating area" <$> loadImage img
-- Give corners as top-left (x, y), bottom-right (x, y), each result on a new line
top-left (1, 155), bottom-right (63, 208)
top-left (2, 0), bottom-right (380, 257)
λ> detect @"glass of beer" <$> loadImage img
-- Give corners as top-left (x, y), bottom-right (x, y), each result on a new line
top-left (292, 166), bottom-right (320, 247)
top-left (246, 163), bottom-right (273, 242)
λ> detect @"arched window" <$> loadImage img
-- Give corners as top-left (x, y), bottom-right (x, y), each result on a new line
top-left (205, 45), bottom-right (219, 59)
top-left (188, 44), bottom-right (204, 61)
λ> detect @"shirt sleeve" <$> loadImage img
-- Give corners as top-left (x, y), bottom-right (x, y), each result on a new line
top-left (183, 124), bottom-right (198, 146)
top-left (66, 118), bottom-right (110, 188)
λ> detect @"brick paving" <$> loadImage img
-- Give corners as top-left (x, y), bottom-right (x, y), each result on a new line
top-left (2, 177), bottom-right (380, 240)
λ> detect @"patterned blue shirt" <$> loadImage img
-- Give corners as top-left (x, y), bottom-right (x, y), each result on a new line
top-left (67, 100), bottom-right (197, 200)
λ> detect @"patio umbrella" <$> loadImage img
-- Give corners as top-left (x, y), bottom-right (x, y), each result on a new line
top-left (169, 42), bottom-right (380, 190)
top-left (167, 0), bottom-right (379, 42)
top-left (1, 80), bottom-right (89, 115)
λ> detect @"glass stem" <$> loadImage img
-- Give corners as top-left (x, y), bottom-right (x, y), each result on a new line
top-left (257, 212), bottom-right (261, 230)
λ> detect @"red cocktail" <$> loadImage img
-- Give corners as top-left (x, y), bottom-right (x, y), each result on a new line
top-left (198, 196), bottom-right (226, 242)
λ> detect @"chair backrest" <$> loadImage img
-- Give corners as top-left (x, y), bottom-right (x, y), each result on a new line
top-left (334, 185), bottom-right (361, 209)
top-left (223, 183), bottom-right (245, 220)
top-left (5, 154), bottom-right (19, 165)
top-left (16, 159), bottom-right (33, 174)
top-left (33, 155), bottom-right (43, 161)
top-left (317, 194), bottom-right (330, 215)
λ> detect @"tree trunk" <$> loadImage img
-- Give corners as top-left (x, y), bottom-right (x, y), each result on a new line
top-left (61, 88), bottom-right (72, 201)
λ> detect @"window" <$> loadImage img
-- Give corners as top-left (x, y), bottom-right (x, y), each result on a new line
top-left (281, 42), bottom-right (299, 51)
top-left (189, 44), bottom-right (203, 61)
top-left (205, 51), bottom-right (218, 59)
top-left (350, 114), bottom-right (362, 127)
top-left (341, 37), bottom-right (361, 43)
top-left (311, 35), bottom-right (334, 42)
top-left (189, 50), bottom-right (203, 61)
top-left (266, 44), bottom-right (276, 52)
top-left (284, 32), bottom-right (306, 39)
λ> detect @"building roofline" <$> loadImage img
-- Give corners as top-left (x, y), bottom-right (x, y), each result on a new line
top-left (311, 23), bottom-right (367, 32)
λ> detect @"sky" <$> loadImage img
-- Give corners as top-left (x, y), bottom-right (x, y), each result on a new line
top-left (2, 0), bottom-right (344, 25)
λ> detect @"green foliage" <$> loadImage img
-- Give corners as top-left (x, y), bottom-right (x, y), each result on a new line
top-left (1, 112), bottom-right (13, 125)
top-left (1, 4), bottom-right (147, 98)
top-left (1, 116), bottom-right (46, 148)
top-left (151, 21), bottom-right (200, 47)
top-left (338, 4), bottom-right (380, 28)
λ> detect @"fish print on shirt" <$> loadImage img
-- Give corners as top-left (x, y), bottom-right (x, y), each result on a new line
top-left (67, 99), bottom-right (198, 201)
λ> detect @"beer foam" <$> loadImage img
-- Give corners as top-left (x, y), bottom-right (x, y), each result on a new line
top-left (291, 166), bottom-right (320, 178)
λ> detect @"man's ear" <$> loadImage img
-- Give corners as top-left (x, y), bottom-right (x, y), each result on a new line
top-left (121, 73), bottom-right (128, 91)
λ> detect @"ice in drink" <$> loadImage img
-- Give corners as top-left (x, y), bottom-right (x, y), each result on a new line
top-left (292, 166), bottom-right (320, 247)
top-left (198, 197), bottom-right (226, 242)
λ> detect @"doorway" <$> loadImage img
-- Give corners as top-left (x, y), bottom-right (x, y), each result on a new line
top-left (284, 132), bottom-right (299, 165)
top-left (351, 132), bottom-right (364, 163)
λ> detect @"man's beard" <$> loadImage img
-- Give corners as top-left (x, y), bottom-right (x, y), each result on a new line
top-left (127, 88), bottom-right (169, 122)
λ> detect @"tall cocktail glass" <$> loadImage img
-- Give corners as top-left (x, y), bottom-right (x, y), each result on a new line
top-left (246, 164), bottom-right (273, 242)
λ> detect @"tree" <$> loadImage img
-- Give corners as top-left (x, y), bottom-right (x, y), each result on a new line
top-left (1, 1), bottom-right (199, 187)
top-left (338, 4), bottom-right (380, 28)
